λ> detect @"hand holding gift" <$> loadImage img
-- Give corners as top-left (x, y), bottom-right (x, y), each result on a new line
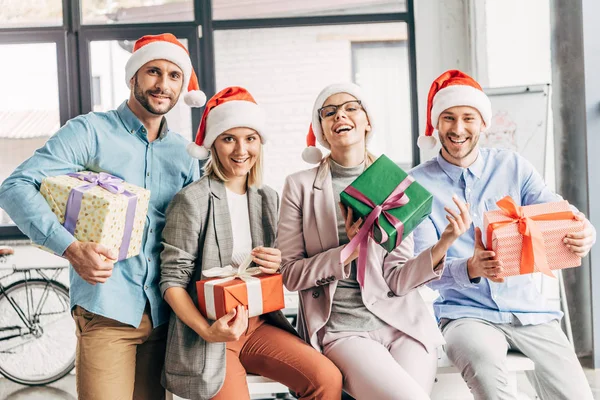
top-left (64, 241), bottom-right (117, 285)
top-left (483, 196), bottom-right (585, 278)
top-left (197, 254), bottom-right (285, 320)
top-left (564, 212), bottom-right (596, 257)
top-left (339, 155), bottom-right (434, 287)
top-left (39, 171), bottom-right (150, 266)
top-left (202, 305), bottom-right (249, 343)
top-left (467, 227), bottom-right (505, 283)
top-left (339, 203), bottom-right (364, 264)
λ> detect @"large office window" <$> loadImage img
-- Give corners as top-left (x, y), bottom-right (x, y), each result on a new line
top-left (0, 43), bottom-right (61, 226)
top-left (0, 0), bottom-right (63, 28)
top-left (215, 23), bottom-right (411, 193)
top-left (0, 0), bottom-right (417, 239)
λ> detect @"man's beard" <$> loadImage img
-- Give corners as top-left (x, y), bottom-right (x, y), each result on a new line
top-left (133, 76), bottom-right (178, 115)
top-left (440, 133), bottom-right (479, 160)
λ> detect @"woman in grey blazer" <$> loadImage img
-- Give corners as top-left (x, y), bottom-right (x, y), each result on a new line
top-left (160, 87), bottom-right (342, 400)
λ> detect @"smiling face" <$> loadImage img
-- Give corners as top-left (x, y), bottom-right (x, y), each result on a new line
top-left (131, 59), bottom-right (184, 115)
top-left (212, 127), bottom-right (262, 180)
top-left (319, 92), bottom-right (371, 152)
top-left (436, 105), bottom-right (486, 167)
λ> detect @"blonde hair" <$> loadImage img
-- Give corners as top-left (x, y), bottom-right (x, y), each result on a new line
top-left (203, 145), bottom-right (263, 188)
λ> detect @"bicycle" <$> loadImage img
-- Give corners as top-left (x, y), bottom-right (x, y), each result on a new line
top-left (0, 246), bottom-right (76, 386)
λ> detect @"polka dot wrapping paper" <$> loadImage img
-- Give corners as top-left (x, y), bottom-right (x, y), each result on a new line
top-left (39, 172), bottom-right (150, 261)
top-left (483, 200), bottom-right (583, 278)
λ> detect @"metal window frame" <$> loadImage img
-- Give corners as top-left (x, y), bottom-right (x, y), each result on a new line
top-left (0, 0), bottom-right (419, 240)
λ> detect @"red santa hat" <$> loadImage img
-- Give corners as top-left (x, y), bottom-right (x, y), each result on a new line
top-left (125, 33), bottom-right (206, 107)
top-left (187, 86), bottom-right (266, 159)
top-left (302, 82), bottom-right (375, 164)
top-left (418, 69), bottom-right (492, 149)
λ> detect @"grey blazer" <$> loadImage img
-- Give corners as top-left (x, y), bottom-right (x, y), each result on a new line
top-left (159, 175), bottom-right (296, 400)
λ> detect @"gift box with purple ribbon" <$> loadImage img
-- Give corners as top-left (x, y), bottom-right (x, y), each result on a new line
top-left (339, 155), bottom-right (433, 287)
top-left (39, 171), bottom-right (150, 261)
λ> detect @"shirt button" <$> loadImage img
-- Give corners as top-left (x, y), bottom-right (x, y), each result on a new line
top-left (387, 291), bottom-right (395, 298)
top-left (312, 291), bottom-right (320, 298)
top-left (147, 257), bottom-right (151, 262)
top-left (144, 285), bottom-right (149, 290)
top-left (150, 228), bottom-right (153, 233)
top-left (466, 188), bottom-right (471, 193)
top-left (147, 172), bottom-right (150, 177)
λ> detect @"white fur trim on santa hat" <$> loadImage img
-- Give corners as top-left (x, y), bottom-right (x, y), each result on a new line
top-left (430, 85), bottom-right (492, 130)
top-left (302, 146), bottom-right (324, 164)
top-left (311, 83), bottom-right (375, 150)
top-left (125, 41), bottom-right (193, 90)
top-left (203, 100), bottom-right (267, 150)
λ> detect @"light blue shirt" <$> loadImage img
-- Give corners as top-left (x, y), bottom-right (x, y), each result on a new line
top-left (410, 148), bottom-right (564, 325)
top-left (0, 101), bottom-right (199, 328)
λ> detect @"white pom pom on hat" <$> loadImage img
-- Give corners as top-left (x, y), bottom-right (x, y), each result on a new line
top-left (419, 69), bottom-right (492, 149)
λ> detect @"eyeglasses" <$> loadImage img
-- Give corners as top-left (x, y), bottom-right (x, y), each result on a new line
top-left (318, 100), bottom-right (363, 120)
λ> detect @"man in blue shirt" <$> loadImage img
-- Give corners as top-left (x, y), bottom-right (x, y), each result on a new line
top-left (0, 33), bottom-right (205, 400)
top-left (412, 70), bottom-right (596, 400)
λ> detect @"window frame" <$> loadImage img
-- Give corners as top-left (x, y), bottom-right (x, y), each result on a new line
top-left (0, 0), bottom-right (419, 240)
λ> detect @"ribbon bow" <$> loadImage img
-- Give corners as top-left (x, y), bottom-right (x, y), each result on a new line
top-left (201, 255), bottom-right (264, 319)
top-left (340, 176), bottom-right (414, 288)
top-left (67, 172), bottom-right (126, 194)
top-left (486, 196), bottom-right (576, 277)
top-left (202, 254), bottom-right (261, 279)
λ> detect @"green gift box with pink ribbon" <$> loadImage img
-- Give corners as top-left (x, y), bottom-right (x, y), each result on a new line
top-left (339, 155), bottom-right (433, 286)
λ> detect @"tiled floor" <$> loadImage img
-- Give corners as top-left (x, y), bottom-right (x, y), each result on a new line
top-left (1, 369), bottom-right (599, 399)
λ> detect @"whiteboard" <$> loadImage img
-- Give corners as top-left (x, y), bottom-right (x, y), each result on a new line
top-left (482, 84), bottom-right (550, 175)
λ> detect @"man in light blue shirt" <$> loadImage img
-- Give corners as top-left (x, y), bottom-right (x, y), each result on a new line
top-left (0, 33), bottom-right (205, 399)
top-left (411, 70), bottom-right (596, 400)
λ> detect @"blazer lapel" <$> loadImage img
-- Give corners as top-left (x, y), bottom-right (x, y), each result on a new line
top-left (208, 177), bottom-right (233, 267)
top-left (313, 161), bottom-right (340, 252)
top-left (247, 187), bottom-right (265, 248)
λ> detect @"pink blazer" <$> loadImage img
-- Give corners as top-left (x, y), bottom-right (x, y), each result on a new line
top-left (277, 161), bottom-right (445, 353)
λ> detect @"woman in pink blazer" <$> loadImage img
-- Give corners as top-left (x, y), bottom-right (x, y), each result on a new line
top-left (278, 83), bottom-right (472, 400)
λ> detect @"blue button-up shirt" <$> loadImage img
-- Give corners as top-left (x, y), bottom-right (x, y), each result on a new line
top-left (410, 148), bottom-right (564, 325)
top-left (0, 101), bottom-right (199, 328)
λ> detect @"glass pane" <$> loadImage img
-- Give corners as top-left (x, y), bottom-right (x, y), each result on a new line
top-left (81, 0), bottom-right (193, 25)
top-left (0, 43), bottom-right (60, 226)
top-left (212, 0), bottom-right (406, 20)
top-left (89, 39), bottom-right (193, 141)
top-left (214, 22), bottom-right (412, 194)
top-left (0, 0), bottom-right (62, 28)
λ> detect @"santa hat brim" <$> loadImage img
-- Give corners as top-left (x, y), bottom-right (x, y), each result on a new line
top-left (125, 41), bottom-right (192, 90)
top-left (430, 85), bottom-right (492, 129)
top-left (202, 100), bottom-right (267, 149)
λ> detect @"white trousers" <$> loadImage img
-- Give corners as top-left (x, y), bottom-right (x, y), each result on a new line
top-left (441, 317), bottom-right (593, 400)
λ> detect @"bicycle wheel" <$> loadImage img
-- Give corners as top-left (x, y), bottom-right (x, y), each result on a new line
top-left (0, 279), bottom-right (76, 385)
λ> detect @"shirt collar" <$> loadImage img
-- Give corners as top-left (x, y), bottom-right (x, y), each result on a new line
top-left (117, 101), bottom-right (170, 140)
top-left (436, 149), bottom-right (484, 182)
